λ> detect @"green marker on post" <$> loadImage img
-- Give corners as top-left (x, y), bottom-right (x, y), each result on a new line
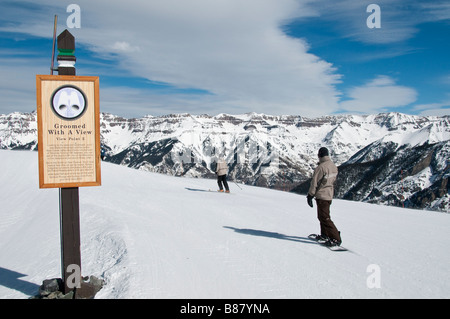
top-left (57, 30), bottom-right (76, 71)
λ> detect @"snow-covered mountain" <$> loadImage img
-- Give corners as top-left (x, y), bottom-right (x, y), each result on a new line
top-left (1, 150), bottom-right (450, 299)
top-left (1, 111), bottom-right (449, 212)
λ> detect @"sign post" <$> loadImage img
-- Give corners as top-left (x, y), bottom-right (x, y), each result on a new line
top-left (36, 29), bottom-right (101, 296)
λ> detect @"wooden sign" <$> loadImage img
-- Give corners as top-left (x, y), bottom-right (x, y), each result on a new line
top-left (36, 75), bottom-right (101, 188)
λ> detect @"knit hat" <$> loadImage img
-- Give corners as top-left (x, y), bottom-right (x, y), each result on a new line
top-left (318, 147), bottom-right (329, 157)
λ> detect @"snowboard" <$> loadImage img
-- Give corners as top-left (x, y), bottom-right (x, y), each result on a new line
top-left (308, 234), bottom-right (348, 251)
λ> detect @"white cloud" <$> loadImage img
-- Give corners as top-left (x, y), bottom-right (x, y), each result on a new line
top-left (413, 97), bottom-right (450, 117)
top-left (307, 0), bottom-right (450, 45)
top-left (416, 106), bottom-right (450, 117)
top-left (0, 0), bottom-right (341, 117)
top-left (4, 1), bottom-right (445, 118)
top-left (111, 41), bottom-right (140, 53)
top-left (339, 75), bottom-right (418, 113)
top-left (419, 2), bottom-right (450, 22)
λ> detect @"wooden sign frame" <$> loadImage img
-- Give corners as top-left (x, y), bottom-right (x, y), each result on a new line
top-left (36, 75), bottom-right (101, 188)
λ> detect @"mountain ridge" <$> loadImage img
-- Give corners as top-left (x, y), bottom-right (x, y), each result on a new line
top-left (1, 110), bottom-right (449, 212)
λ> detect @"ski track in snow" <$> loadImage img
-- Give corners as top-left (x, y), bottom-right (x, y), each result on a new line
top-left (0, 150), bottom-right (449, 299)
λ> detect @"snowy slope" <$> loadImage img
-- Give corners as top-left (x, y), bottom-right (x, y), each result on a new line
top-left (1, 150), bottom-right (449, 299)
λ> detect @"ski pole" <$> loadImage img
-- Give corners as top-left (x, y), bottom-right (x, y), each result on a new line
top-left (233, 179), bottom-right (243, 190)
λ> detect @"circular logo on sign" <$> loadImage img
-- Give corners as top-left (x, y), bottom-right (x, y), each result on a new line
top-left (51, 85), bottom-right (87, 120)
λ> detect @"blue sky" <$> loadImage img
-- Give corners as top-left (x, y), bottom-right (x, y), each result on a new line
top-left (0, 0), bottom-right (449, 118)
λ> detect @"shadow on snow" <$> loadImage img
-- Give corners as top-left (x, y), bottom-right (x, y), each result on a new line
top-left (0, 267), bottom-right (40, 297)
top-left (223, 226), bottom-right (316, 245)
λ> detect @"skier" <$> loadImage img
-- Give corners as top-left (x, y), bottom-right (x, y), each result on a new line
top-left (307, 147), bottom-right (341, 247)
top-left (216, 157), bottom-right (230, 193)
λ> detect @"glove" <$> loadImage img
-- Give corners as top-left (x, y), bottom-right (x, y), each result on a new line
top-left (307, 194), bottom-right (314, 208)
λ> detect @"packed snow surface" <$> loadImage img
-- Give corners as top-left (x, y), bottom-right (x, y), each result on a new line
top-left (0, 150), bottom-right (449, 299)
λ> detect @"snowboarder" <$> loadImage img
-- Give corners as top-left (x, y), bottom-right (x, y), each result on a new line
top-left (307, 147), bottom-right (341, 247)
top-left (216, 157), bottom-right (230, 193)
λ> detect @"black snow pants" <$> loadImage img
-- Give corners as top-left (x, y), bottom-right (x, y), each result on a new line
top-left (217, 174), bottom-right (229, 191)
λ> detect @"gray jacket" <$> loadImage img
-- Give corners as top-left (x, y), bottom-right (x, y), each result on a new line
top-left (308, 156), bottom-right (338, 201)
top-left (216, 159), bottom-right (228, 176)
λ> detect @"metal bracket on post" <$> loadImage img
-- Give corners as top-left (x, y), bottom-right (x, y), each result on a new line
top-left (50, 15), bottom-right (57, 75)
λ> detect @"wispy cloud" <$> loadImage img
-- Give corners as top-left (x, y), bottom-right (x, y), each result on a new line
top-left (339, 75), bottom-right (418, 114)
top-left (305, 0), bottom-right (449, 45)
top-left (0, 0), bottom-right (342, 116)
top-left (419, 2), bottom-right (450, 22)
top-left (0, 1), bottom-right (448, 118)
top-left (413, 92), bottom-right (450, 116)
